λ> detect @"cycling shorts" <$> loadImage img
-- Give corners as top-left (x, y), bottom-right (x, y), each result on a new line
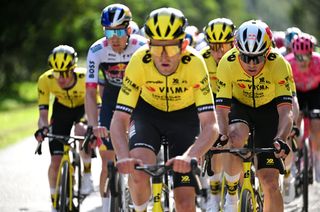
top-left (98, 86), bottom-right (120, 150)
top-left (49, 100), bottom-right (85, 155)
top-left (228, 99), bottom-right (284, 172)
top-left (297, 85), bottom-right (320, 119)
top-left (129, 97), bottom-right (200, 188)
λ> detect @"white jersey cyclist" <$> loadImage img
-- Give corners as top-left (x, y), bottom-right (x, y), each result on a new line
top-left (86, 33), bottom-right (147, 100)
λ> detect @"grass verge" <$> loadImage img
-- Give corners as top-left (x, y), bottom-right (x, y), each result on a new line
top-left (0, 105), bottom-right (38, 149)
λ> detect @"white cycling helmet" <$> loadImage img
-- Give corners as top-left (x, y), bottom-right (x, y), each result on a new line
top-left (236, 20), bottom-right (272, 55)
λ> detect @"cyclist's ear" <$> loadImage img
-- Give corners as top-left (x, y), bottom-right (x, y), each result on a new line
top-left (181, 39), bottom-right (189, 52)
top-left (127, 26), bottom-right (132, 35)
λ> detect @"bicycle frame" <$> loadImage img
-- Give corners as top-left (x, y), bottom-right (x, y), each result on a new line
top-left (35, 133), bottom-right (84, 212)
top-left (52, 143), bottom-right (74, 210)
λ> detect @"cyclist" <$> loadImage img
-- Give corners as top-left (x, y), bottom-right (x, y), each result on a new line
top-left (110, 7), bottom-right (219, 212)
top-left (34, 45), bottom-right (97, 212)
top-left (200, 18), bottom-right (236, 212)
top-left (283, 26), bottom-right (301, 56)
top-left (216, 20), bottom-right (293, 212)
top-left (285, 34), bottom-right (320, 182)
top-left (85, 3), bottom-right (147, 211)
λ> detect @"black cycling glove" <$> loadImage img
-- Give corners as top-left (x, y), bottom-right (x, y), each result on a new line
top-left (213, 134), bottom-right (228, 147)
top-left (34, 126), bottom-right (49, 141)
top-left (274, 138), bottom-right (291, 155)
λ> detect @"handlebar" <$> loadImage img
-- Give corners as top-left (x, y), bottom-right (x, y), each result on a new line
top-left (34, 133), bottom-right (85, 155)
top-left (204, 147), bottom-right (285, 175)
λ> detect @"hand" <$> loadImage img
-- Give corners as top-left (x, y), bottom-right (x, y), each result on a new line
top-left (166, 155), bottom-right (197, 174)
top-left (274, 138), bottom-right (291, 159)
top-left (290, 125), bottom-right (300, 138)
top-left (212, 134), bottom-right (228, 149)
top-left (116, 157), bottom-right (142, 174)
top-left (34, 126), bottom-right (49, 142)
top-left (93, 126), bottom-right (109, 138)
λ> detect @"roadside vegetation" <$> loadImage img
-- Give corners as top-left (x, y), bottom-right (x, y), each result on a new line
top-left (0, 82), bottom-right (38, 149)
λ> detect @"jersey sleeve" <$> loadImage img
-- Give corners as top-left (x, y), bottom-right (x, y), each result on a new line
top-left (215, 56), bottom-right (233, 108)
top-left (115, 52), bottom-right (143, 114)
top-left (191, 56), bottom-right (215, 113)
top-left (286, 61), bottom-right (296, 96)
top-left (273, 58), bottom-right (293, 106)
top-left (86, 43), bottom-right (102, 89)
top-left (37, 72), bottom-right (50, 110)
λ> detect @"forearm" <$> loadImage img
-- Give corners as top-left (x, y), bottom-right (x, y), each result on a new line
top-left (85, 89), bottom-right (99, 126)
top-left (216, 107), bottom-right (230, 135)
top-left (38, 110), bottom-right (49, 128)
top-left (185, 123), bottom-right (218, 158)
top-left (276, 105), bottom-right (293, 140)
top-left (110, 112), bottom-right (130, 160)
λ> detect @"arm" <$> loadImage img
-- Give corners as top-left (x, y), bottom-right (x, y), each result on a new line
top-left (85, 87), bottom-right (99, 126)
top-left (275, 104), bottom-right (293, 140)
top-left (38, 109), bottom-right (49, 128)
top-left (216, 106), bottom-right (230, 136)
top-left (183, 111), bottom-right (219, 158)
top-left (110, 111), bottom-right (141, 173)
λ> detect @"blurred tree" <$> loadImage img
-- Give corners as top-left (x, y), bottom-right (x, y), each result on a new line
top-left (1, 0), bottom-right (318, 95)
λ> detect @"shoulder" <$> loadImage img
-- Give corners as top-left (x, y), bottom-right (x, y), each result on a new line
top-left (128, 34), bottom-right (148, 47)
top-left (220, 47), bottom-right (238, 65)
top-left (39, 69), bottom-right (54, 81)
top-left (88, 37), bottom-right (108, 54)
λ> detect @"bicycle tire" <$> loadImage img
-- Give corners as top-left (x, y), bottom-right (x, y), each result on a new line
top-left (73, 154), bottom-right (82, 211)
top-left (240, 189), bottom-right (254, 212)
top-left (59, 161), bottom-right (69, 212)
top-left (302, 138), bottom-right (309, 212)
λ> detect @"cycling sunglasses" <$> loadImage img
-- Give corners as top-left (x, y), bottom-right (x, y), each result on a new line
top-left (295, 54), bottom-right (311, 62)
top-left (239, 53), bottom-right (266, 65)
top-left (104, 28), bottom-right (127, 39)
top-left (52, 70), bottom-right (72, 79)
top-left (149, 44), bottom-right (181, 57)
top-left (209, 42), bottom-right (233, 52)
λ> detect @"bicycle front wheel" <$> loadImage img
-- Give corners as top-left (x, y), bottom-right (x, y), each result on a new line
top-left (59, 161), bottom-right (69, 212)
top-left (240, 189), bottom-right (263, 212)
top-left (302, 138), bottom-right (309, 212)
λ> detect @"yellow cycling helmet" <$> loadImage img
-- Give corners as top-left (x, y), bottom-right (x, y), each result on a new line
top-left (204, 18), bottom-right (236, 43)
top-left (144, 7), bottom-right (187, 40)
top-left (48, 45), bottom-right (78, 71)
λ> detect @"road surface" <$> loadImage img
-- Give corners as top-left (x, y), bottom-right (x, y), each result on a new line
top-left (0, 137), bottom-right (320, 211)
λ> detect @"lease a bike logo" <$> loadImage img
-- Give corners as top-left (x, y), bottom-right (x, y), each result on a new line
top-left (266, 158), bottom-right (274, 165)
top-left (181, 175), bottom-right (190, 183)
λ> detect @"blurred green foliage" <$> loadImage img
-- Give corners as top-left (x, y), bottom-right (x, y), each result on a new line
top-left (1, 0), bottom-right (319, 95)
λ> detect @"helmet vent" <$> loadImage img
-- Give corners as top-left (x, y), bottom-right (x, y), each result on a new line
top-left (257, 29), bottom-right (262, 42)
top-left (170, 14), bottom-right (175, 25)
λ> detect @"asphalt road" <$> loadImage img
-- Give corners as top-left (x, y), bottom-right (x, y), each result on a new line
top-left (0, 137), bottom-right (320, 212)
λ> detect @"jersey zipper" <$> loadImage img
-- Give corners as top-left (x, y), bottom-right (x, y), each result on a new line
top-left (165, 76), bottom-right (169, 111)
top-left (66, 90), bottom-right (74, 108)
top-left (251, 76), bottom-right (256, 108)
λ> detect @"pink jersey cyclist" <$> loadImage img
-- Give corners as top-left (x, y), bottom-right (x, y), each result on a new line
top-left (285, 52), bottom-right (320, 92)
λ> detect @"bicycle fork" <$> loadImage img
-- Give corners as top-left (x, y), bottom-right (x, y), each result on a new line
top-left (239, 161), bottom-right (258, 212)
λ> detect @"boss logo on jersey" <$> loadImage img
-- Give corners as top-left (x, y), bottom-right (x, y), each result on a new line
top-left (143, 51), bottom-right (152, 63)
top-left (90, 44), bottom-right (102, 53)
top-left (88, 61), bottom-right (95, 78)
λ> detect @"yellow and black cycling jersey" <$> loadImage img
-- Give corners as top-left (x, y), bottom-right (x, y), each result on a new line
top-left (286, 60), bottom-right (297, 96)
top-left (115, 45), bottom-right (214, 113)
top-left (200, 46), bottom-right (218, 94)
top-left (216, 47), bottom-right (292, 108)
top-left (38, 68), bottom-right (101, 109)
